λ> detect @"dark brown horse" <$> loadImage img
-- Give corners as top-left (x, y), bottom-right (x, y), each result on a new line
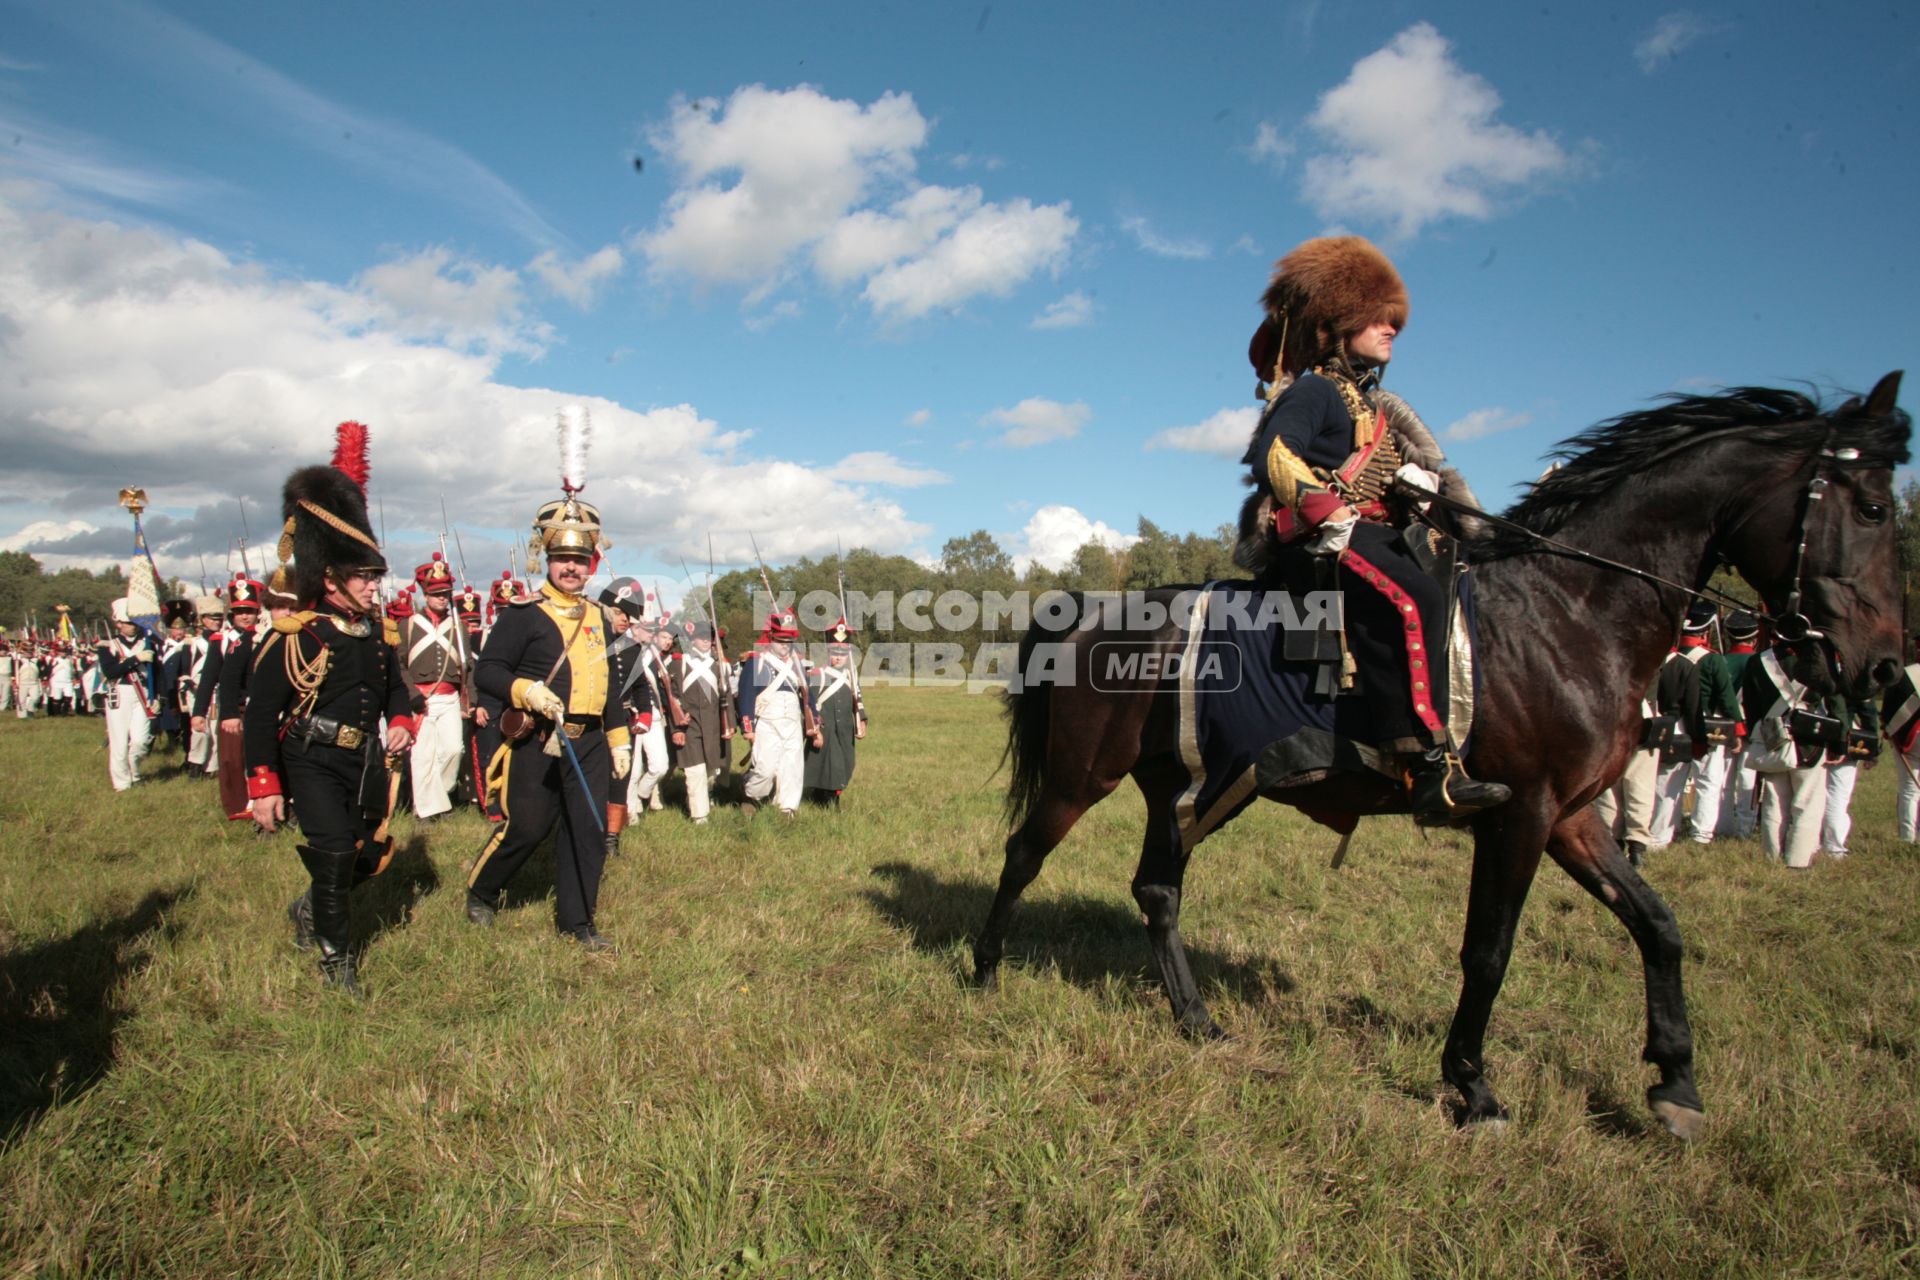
top-left (974, 374), bottom-right (1909, 1139)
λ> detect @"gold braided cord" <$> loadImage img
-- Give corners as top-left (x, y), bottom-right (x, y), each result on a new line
top-left (271, 616), bottom-right (332, 720)
top-left (1313, 365), bottom-right (1376, 449)
top-left (295, 500), bottom-right (381, 551)
top-left (1264, 438), bottom-right (1325, 512)
top-left (277, 517), bottom-right (297, 567)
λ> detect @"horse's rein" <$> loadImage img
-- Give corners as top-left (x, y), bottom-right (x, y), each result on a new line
top-left (1403, 439), bottom-right (1871, 640)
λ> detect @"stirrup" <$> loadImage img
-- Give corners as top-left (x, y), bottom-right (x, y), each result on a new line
top-left (1411, 750), bottom-right (1510, 827)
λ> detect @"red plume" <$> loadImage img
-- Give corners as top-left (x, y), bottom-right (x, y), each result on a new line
top-left (331, 421), bottom-right (371, 494)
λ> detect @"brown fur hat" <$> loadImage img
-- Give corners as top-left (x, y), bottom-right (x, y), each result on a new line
top-left (1248, 236), bottom-right (1409, 381)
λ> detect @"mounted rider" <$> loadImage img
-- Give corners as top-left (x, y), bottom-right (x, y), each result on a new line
top-left (1237, 235), bottom-right (1508, 825)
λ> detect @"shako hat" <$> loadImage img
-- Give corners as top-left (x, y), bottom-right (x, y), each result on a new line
top-left (1724, 610), bottom-right (1760, 640)
top-left (414, 552), bottom-right (456, 594)
top-left (1681, 601), bottom-right (1716, 634)
top-left (1248, 236), bottom-right (1408, 387)
top-left (162, 599), bottom-right (197, 628)
top-left (765, 608), bottom-right (799, 641)
top-left (227, 576), bottom-right (265, 611)
top-left (276, 420), bottom-right (386, 607)
top-left (679, 617), bottom-right (714, 642)
top-left (265, 567), bottom-right (299, 609)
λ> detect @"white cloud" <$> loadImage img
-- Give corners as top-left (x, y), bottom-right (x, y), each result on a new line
top-left (904, 408), bottom-right (932, 427)
top-left (862, 198), bottom-right (1076, 321)
top-left (0, 191), bottom-right (934, 583)
top-left (1031, 291), bottom-right (1093, 330)
top-left (1249, 121), bottom-right (1295, 168)
top-left (1300, 23), bottom-right (1573, 240)
top-left (823, 452), bottom-right (950, 488)
top-left (1443, 406), bottom-right (1532, 443)
top-left (0, 520), bottom-right (99, 552)
top-left (355, 248), bottom-right (542, 354)
top-left (1145, 406), bottom-right (1260, 457)
top-left (1011, 505), bottom-right (1139, 574)
top-left (529, 245), bottom-right (625, 307)
top-left (1121, 215), bottom-right (1210, 260)
top-left (982, 398), bottom-right (1090, 449)
top-left (1634, 12), bottom-right (1721, 73)
top-left (639, 84), bottom-right (1076, 320)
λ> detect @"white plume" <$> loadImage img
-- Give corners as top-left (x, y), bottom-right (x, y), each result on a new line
top-left (557, 404), bottom-right (593, 492)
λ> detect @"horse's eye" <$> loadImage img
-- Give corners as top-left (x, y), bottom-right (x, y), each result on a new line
top-left (1859, 501), bottom-right (1890, 524)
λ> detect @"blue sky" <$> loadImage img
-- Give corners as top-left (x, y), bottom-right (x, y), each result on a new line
top-left (1, 0), bottom-right (1914, 604)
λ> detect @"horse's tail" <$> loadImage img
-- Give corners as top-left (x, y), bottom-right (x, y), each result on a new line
top-left (998, 609), bottom-right (1070, 830)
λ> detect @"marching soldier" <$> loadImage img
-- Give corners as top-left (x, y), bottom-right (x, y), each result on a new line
top-left (401, 552), bottom-right (471, 820)
top-left (187, 592), bottom-right (236, 778)
top-left (804, 619), bottom-right (867, 809)
top-left (670, 617), bottom-right (731, 824)
top-left (465, 422), bottom-right (631, 950)
top-left (97, 600), bottom-right (157, 790)
top-left (14, 640), bottom-right (43, 718)
top-left (246, 424), bottom-right (416, 996)
top-left (200, 577), bottom-right (264, 820)
top-left (737, 609), bottom-right (819, 818)
top-left (1648, 602), bottom-right (1738, 848)
top-left (598, 577), bottom-right (655, 853)
top-left (1716, 610), bottom-right (1763, 837)
top-left (627, 614), bottom-right (679, 818)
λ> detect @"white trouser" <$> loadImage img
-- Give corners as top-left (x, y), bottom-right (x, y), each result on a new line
top-left (627, 722), bottom-right (669, 808)
top-left (1898, 748), bottom-right (1920, 842)
top-left (1649, 757), bottom-right (1692, 848)
top-left (1759, 764), bottom-right (1827, 868)
top-left (1594, 747), bottom-right (1659, 847)
top-left (409, 692), bottom-right (465, 818)
top-left (105, 687), bottom-right (153, 790)
top-left (1719, 742), bottom-right (1759, 837)
top-left (16, 675), bottom-right (41, 718)
top-left (189, 693), bottom-right (219, 767)
top-left (743, 693), bottom-right (804, 812)
top-left (1821, 761), bottom-right (1859, 856)
top-left (684, 762), bottom-right (712, 822)
top-left (1686, 747), bottom-right (1730, 843)
top-left (0, 672), bottom-right (12, 711)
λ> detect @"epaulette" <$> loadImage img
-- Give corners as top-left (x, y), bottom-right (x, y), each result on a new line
top-left (272, 610), bottom-right (321, 634)
top-left (508, 593), bottom-right (542, 607)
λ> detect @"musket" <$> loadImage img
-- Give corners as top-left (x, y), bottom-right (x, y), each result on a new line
top-left (748, 532), bottom-right (818, 739)
top-left (835, 537), bottom-right (864, 704)
top-left (650, 577), bottom-right (691, 730)
top-left (706, 535), bottom-right (737, 744)
top-left (436, 497), bottom-right (486, 805)
top-left (197, 552), bottom-right (210, 595)
top-left (236, 497), bottom-right (254, 579)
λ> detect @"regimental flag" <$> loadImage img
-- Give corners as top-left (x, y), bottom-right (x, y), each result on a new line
top-left (1883, 663), bottom-right (1920, 755)
top-left (118, 487), bottom-right (165, 627)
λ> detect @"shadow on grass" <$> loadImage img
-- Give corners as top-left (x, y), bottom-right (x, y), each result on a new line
top-left (863, 861), bottom-right (1296, 1005)
top-left (356, 836), bottom-right (441, 951)
top-left (0, 884), bottom-right (195, 1142)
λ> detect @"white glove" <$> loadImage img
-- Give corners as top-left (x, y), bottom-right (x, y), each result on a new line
top-left (1393, 463), bottom-right (1440, 510)
top-left (523, 680), bottom-right (565, 719)
top-left (1308, 513), bottom-right (1359, 557)
top-left (131, 645), bottom-right (154, 662)
top-left (612, 744), bottom-right (632, 780)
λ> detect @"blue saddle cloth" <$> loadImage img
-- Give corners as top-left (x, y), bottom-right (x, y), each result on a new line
top-left (1168, 577), bottom-right (1476, 852)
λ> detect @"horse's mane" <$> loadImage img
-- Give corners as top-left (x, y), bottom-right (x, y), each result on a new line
top-left (1478, 385), bottom-right (1912, 560)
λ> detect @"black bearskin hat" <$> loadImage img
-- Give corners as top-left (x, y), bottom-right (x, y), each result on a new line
top-left (277, 422), bottom-right (385, 607)
top-left (1248, 236), bottom-right (1409, 384)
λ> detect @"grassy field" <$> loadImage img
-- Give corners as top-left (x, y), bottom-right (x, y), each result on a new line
top-left (1, 687), bottom-right (1916, 1278)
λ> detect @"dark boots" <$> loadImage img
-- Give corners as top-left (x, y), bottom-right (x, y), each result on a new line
top-left (1409, 748), bottom-right (1510, 827)
top-left (605, 803), bottom-right (627, 857)
top-left (297, 843), bottom-right (363, 997)
top-left (287, 890), bottom-right (316, 951)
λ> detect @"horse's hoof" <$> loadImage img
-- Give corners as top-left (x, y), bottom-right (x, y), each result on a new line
top-left (1461, 1114), bottom-right (1509, 1138)
top-left (971, 965), bottom-right (999, 993)
top-left (1177, 1014), bottom-right (1228, 1042)
top-left (1651, 1099), bottom-right (1705, 1142)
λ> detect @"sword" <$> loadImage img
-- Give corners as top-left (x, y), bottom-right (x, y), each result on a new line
top-left (237, 497), bottom-right (254, 579)
top-left (554, 725), bottom-right (606, 834)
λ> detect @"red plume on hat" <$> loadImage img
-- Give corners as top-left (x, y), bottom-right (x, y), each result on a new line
top-left (331, 421), bottom-right (371, 494)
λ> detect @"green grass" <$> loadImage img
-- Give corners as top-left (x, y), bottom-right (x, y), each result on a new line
top-left (1, 690), bottom-right (1916, 1277)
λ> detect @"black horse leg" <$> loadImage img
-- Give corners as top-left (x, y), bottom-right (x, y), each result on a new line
top-left (972, 792), bottom-right (1089, 990)
top-left (1131, 796), bottom-right (1223, 1040)
top-left (1441, 812), bottom-right (1547, 1127)
top-left (1544, 807), bottom-right (1704, 1140)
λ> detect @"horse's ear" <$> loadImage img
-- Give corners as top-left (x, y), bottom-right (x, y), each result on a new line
top-left (1865, 370), bottom-right (1903, 418)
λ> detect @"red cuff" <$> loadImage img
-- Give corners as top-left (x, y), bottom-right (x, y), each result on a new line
top-left (635, 712), bottom-right (653, 731)
top-left (389, 714), bottom-right (417, 736)
top-left (1297, 490), bottom-right (1345, 526)
top-left (247, 766), bottom-right (281, 799)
